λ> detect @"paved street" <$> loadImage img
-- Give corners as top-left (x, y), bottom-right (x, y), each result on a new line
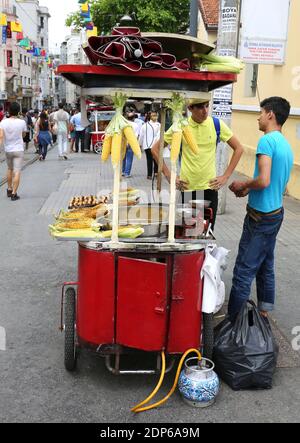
top-left (0, 147), bottom-right (299, 423)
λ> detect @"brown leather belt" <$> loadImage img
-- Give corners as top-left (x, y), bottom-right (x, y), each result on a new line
top-left (247, 205), bottom-right (282, 222)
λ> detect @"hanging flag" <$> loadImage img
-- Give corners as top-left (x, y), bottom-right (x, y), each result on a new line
top-left (19, 38), bottom-right (30, 48)
top-left (81, 3), bottom-right (89, 13)
top-left (87, 26), bottom-right (98, 38)
top-left (16, 32), bottom-right (24, 41)
top-left (0, 13), bottom-right (7, 26)
top-left (2, 26), bottom-right (7, 44)
top-left (11, 21), bottom-right (23, 33)
top-left (85, 22), bottom-right (94, 30)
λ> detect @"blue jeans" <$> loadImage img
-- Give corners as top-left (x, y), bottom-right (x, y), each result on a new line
top-left (228, 209), bottom-right (284, 319)
top-left (122, 147), bottom-right (134, 177)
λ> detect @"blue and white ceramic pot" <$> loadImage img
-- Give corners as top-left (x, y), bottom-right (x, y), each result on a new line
top-left (178, 357), bottom-right (220, 408)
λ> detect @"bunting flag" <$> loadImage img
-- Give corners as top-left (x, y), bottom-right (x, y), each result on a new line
top-left (19, 37), bottom-right (30, 48)
top-left (2, 26), bottom-right (7, 44)
top-left (87, 26), bottom-right (98, 38)
top-left (0, 13), bottom-right (7, 26)
top-left (16, 32), bottom-right (24, 41)
top-left (81, 3), bottom-right (89, 13)
top-left (85, 22), bottom-right (94, 30)
top-left (11, 21), bottom-right (23, 33)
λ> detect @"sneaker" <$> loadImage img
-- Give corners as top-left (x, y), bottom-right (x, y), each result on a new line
top-left (63, 156), bottom-right (68, 160)
top-left (124, 174), bottom-right (132, 178)
top-left (39, 155), bottom-right (43, 161)
top-left (7, 189), bottom-right (13, 198)
top-left (11, 194), bottom-right (20, 201)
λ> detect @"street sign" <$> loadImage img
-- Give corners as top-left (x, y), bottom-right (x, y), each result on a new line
top-left (240, 0), bottom-right (290, 65)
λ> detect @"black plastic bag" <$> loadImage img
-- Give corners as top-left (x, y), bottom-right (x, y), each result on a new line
top-left (213, 301), bottom-right (279, 391)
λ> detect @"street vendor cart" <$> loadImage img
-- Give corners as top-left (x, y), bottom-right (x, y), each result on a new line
top-left (56, 31), bottom-right (238, 377)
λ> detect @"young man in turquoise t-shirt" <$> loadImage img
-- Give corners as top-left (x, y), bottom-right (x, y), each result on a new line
top-left (228, 96), bottom-right (294, 320)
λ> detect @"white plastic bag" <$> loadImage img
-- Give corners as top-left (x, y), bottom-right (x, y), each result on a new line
top-left (201, 246), bottom-right (230, 314)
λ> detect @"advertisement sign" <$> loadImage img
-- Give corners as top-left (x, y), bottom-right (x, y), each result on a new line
top-left (240, 0), bottom-right (290, 65)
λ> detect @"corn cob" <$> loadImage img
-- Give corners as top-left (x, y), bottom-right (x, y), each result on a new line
top-left (101, 135), bottom-right (112, 162)
top-left (183, 126), bottom-right (199, 155)
top-left (170, 131), bottom-right (183, 163)
top-left (121, 135), bottom-right (127, 161)
top-left (51, 229), bottom-right (104, 239)
top-left (123, 126), bottom-right (142, 159)
top-left (111, 133), bottom-right (123, 165)
top-left (52, 218), bottom-right (95, 231)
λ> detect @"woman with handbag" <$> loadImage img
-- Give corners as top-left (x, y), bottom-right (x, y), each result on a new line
top-left (34, 112), bottom-right (52, 161)
top-left (69, 109), bottom-right (76, 153)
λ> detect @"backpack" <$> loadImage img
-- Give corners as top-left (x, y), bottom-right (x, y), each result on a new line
top-left (212, 116), bottom-right (221, 146)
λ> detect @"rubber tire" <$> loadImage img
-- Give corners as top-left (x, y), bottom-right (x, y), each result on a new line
top-left (64, 287), bottom-right (77, 372)
top-left (202, 313), bottom-right (214, 360)
top-left (93, 141), bottom-right (102, 155)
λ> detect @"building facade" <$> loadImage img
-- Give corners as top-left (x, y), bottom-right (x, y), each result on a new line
top-left (14, 0), bottom-right (50, 110)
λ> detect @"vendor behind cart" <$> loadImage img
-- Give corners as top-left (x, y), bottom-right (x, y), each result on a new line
top-left (152, 96), bottom-right (244, 229)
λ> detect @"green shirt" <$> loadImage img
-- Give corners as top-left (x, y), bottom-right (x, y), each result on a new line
top-left (164, 116), bottom-right (233, 191)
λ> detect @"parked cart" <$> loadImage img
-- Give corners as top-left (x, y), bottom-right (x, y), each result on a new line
top-left (57, 32), bottom-right (238, 376)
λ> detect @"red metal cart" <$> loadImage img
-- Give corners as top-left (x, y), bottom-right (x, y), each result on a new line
top-left (61, 241), bottom-right (214, 374)
top-left (57, 34), bottom-right (237, 374)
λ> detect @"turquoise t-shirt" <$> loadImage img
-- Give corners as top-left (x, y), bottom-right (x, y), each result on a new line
top-left (248, 131), bottom-right (294, 213)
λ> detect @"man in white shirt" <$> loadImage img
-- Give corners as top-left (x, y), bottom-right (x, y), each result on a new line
top-left (0, 102), bottom-right (27, 201)
top-left (70, 110), bottom-right (86, 153)
top-left (139, 112), bottom-right (161, 179)
top-left (54, 103), bottom-right (70, 160)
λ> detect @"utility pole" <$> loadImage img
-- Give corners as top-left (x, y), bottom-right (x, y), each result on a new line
top-left (189, 0), bottom-right (199, 37)
top-left (213, 0), bottom-right (241, 214)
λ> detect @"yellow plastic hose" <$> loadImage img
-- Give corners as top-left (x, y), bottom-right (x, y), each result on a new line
top-left (132, 349), bottom-right (202, 414)
top-left (131, 352), bottom-right (166, 412)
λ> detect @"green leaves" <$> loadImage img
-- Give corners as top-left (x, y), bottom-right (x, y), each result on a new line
top-left (66, 0), bottom-right (190, 34)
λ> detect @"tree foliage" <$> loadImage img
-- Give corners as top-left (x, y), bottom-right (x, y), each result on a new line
top-left (66, 0), bottom-right (191, 35)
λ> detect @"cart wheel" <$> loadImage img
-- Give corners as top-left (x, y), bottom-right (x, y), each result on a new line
top-left (202, 313), bottom-right (214, 360)
top-left (64, 287), bottom-right (77, 372)
top-left (93, 142), bottom-right (103, 155)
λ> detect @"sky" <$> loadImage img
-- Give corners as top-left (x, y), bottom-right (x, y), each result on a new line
top-left (40, 0), bottom-right (79, 53)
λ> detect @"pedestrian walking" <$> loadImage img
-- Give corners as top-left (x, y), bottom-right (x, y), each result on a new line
top-left (34, 112), bottom-right (52, 161)
top-left (228, 97), bottom-right (294, 320)
top-left (0, 102), bottom-right (27, 201)
top-left (122, 111), bottom-right (140, 178)
top-left (54, 103), bottom-right (70, 160)
top-left (21, 108), bottom-right (33, 151)
top-left (139, 111), bottom-right (161, 180)
top-left (70, 109), bottom-right (86, 153)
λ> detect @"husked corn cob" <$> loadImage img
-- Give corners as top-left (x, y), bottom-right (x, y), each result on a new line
top-left (54, 218), bottom-right (94, 230)
top-left (111, 133), bottom-right (123, 165)
top-left (51, 230), bottom-right (104, 239)
top-left (121, 136), bottom-right (127, 161)
top-left (123, 126), bottom-right (142, 159)
top-left (170, 131), bottom-right (183, 163)
top-left (101, 135), bottom-right (112, 162)
top-left (183, 126), bottom-right (199, 155)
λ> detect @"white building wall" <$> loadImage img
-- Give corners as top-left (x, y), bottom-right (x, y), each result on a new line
top-left (65, 33), bottom-right (81, 106)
